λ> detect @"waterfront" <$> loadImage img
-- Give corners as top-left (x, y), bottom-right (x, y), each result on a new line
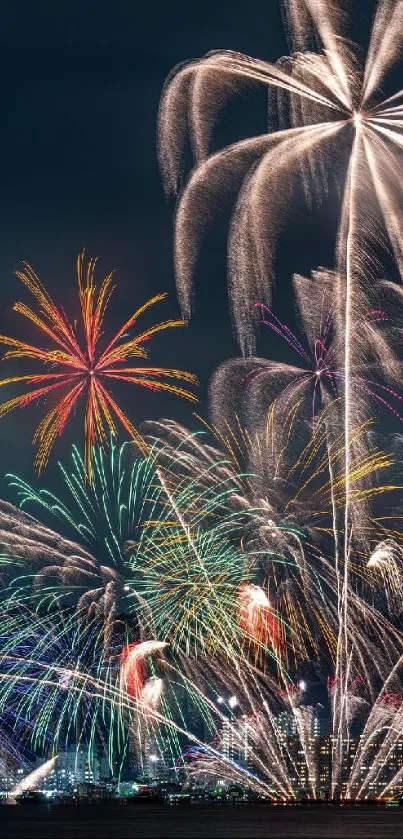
top-left (2, 804), bottom-right (403, 839)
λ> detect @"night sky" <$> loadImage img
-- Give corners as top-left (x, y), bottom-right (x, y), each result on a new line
top-left (0, 0), bottom-right (379, 490)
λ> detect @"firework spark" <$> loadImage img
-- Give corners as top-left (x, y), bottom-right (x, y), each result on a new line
top-left (0, 253), bottom-right (197, 479)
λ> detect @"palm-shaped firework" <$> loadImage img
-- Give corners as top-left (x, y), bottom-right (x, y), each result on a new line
top-left (158, 0), bottom-right (403, 536)
top-left (0, 253), bottom-right (197, 479)
top-left (159, 0), bottom-right (403, 348)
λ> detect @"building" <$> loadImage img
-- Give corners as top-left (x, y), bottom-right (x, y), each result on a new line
top-left (346, 734), bottom-right (403, 799)
top-left (221, 716), bottom-right (253, 772)
top-left (318, 737), bottom-right (331, 796)
top-left (0, 763), bottom-right (24, 795)
top-left (277, 707), bottom-right (330, 739)
top-left (142, 735), bottom-right (175, 781)
top-left (276, 708), bottom-right (332, 798)
top-left (35, 745), bottom-right (110, 793)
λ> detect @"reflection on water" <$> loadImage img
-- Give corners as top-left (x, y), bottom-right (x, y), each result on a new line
top-left (2, 805), bottom-right (403, 839)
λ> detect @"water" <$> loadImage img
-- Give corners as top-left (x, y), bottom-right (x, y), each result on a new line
top-left (2, 804), bottom-right (403, 838)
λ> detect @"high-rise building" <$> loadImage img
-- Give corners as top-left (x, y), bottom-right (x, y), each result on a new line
top-left (276, 707), bottom-right (330, 740)
top-left (0, 763), bottom-right (24, 795)
top-left (35, 746), bottom-right (106, 792)
top-left (221, 716), bottom-right (253, 773)
top-left (276, 708), bottom-right (331, 798)
top-left (346, 734), bottom-right (403, 798)
top-left (276, 709), bottom-right (298, 738)
top-left (142, 735), bottom-right (174, 781)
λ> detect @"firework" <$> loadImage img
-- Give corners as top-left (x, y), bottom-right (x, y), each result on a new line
top-left (129, 510), bottom-right (251, 656)
top-left (171, 652), bottom-right (403, 801)
top-left (0, 605), bottom-right (118, 765)
top-left (159, 2), bottom-right (403, 748)
top-left (5, 439), bottom-right (255, 655)
top-left (252, 272), bottom-right (403, 429)
top-left (2, 432), bottom-right (403, 798)
top-left (158, 0), bottom-right (403, 350)
top-left (143, 415), bottom-right (403, 718)
top-left (237, 583), bottom-right (284, 661)
top-left (5, 442), bottom-right (160, 628)
top-left (0, 593), bottom-right (177, 779)
top-left (2, 0), bottom-right (403, 802)
top-left (4, 595), bottom-right (403, 800)
top-left (207, 272), bottom-right (403, 563)
top-left (0, 438), bottom-right (266, 771)
top-left (0, 594), bottom-right (230, 784)
top-left (0, 253), bottom-right (197, 479)
top-left (120, 640), bottom-right (167, 700)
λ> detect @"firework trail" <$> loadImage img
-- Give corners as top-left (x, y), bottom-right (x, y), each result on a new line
top-left (10, 757), bottom-right (57, 798)
top-left (253, 271), bottom-right (403, 429)
top-left (0, 420), bottom-right (402, 792)
top-left (175, 651), bottom-right (403, 801)
top-left (206, 268), bottom-right (403, 568)
top-left (146, 418), bottom-right (403, 791)
top-left (0, 253), bottom-right (197, 479)
top-left (0, 723), bottom-right (30, 788)
top-left (0, 602), bottom-right (173, 778)
top-left (0, 605), bottom-right (118, 766)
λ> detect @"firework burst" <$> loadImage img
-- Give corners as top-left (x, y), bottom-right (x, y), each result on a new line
top-left (3, 437), bottom-right (262, 668)
top-left (0, 253), bottom-right (197, 479)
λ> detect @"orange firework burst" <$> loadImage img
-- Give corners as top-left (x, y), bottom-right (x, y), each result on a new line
top-left (0, 253), bottom-right (197, 478)
top-left (238, 583), bottom-right (284, 661)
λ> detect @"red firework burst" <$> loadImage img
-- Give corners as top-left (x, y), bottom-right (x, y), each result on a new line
top-left (0, 253), bottom-right (197, 478)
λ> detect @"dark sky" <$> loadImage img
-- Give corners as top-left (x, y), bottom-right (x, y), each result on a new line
top-left (0, 0), bottom-right (377, 490)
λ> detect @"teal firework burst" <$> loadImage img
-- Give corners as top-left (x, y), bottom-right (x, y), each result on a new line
top-left (6, 437), bottom-right (256, 648)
